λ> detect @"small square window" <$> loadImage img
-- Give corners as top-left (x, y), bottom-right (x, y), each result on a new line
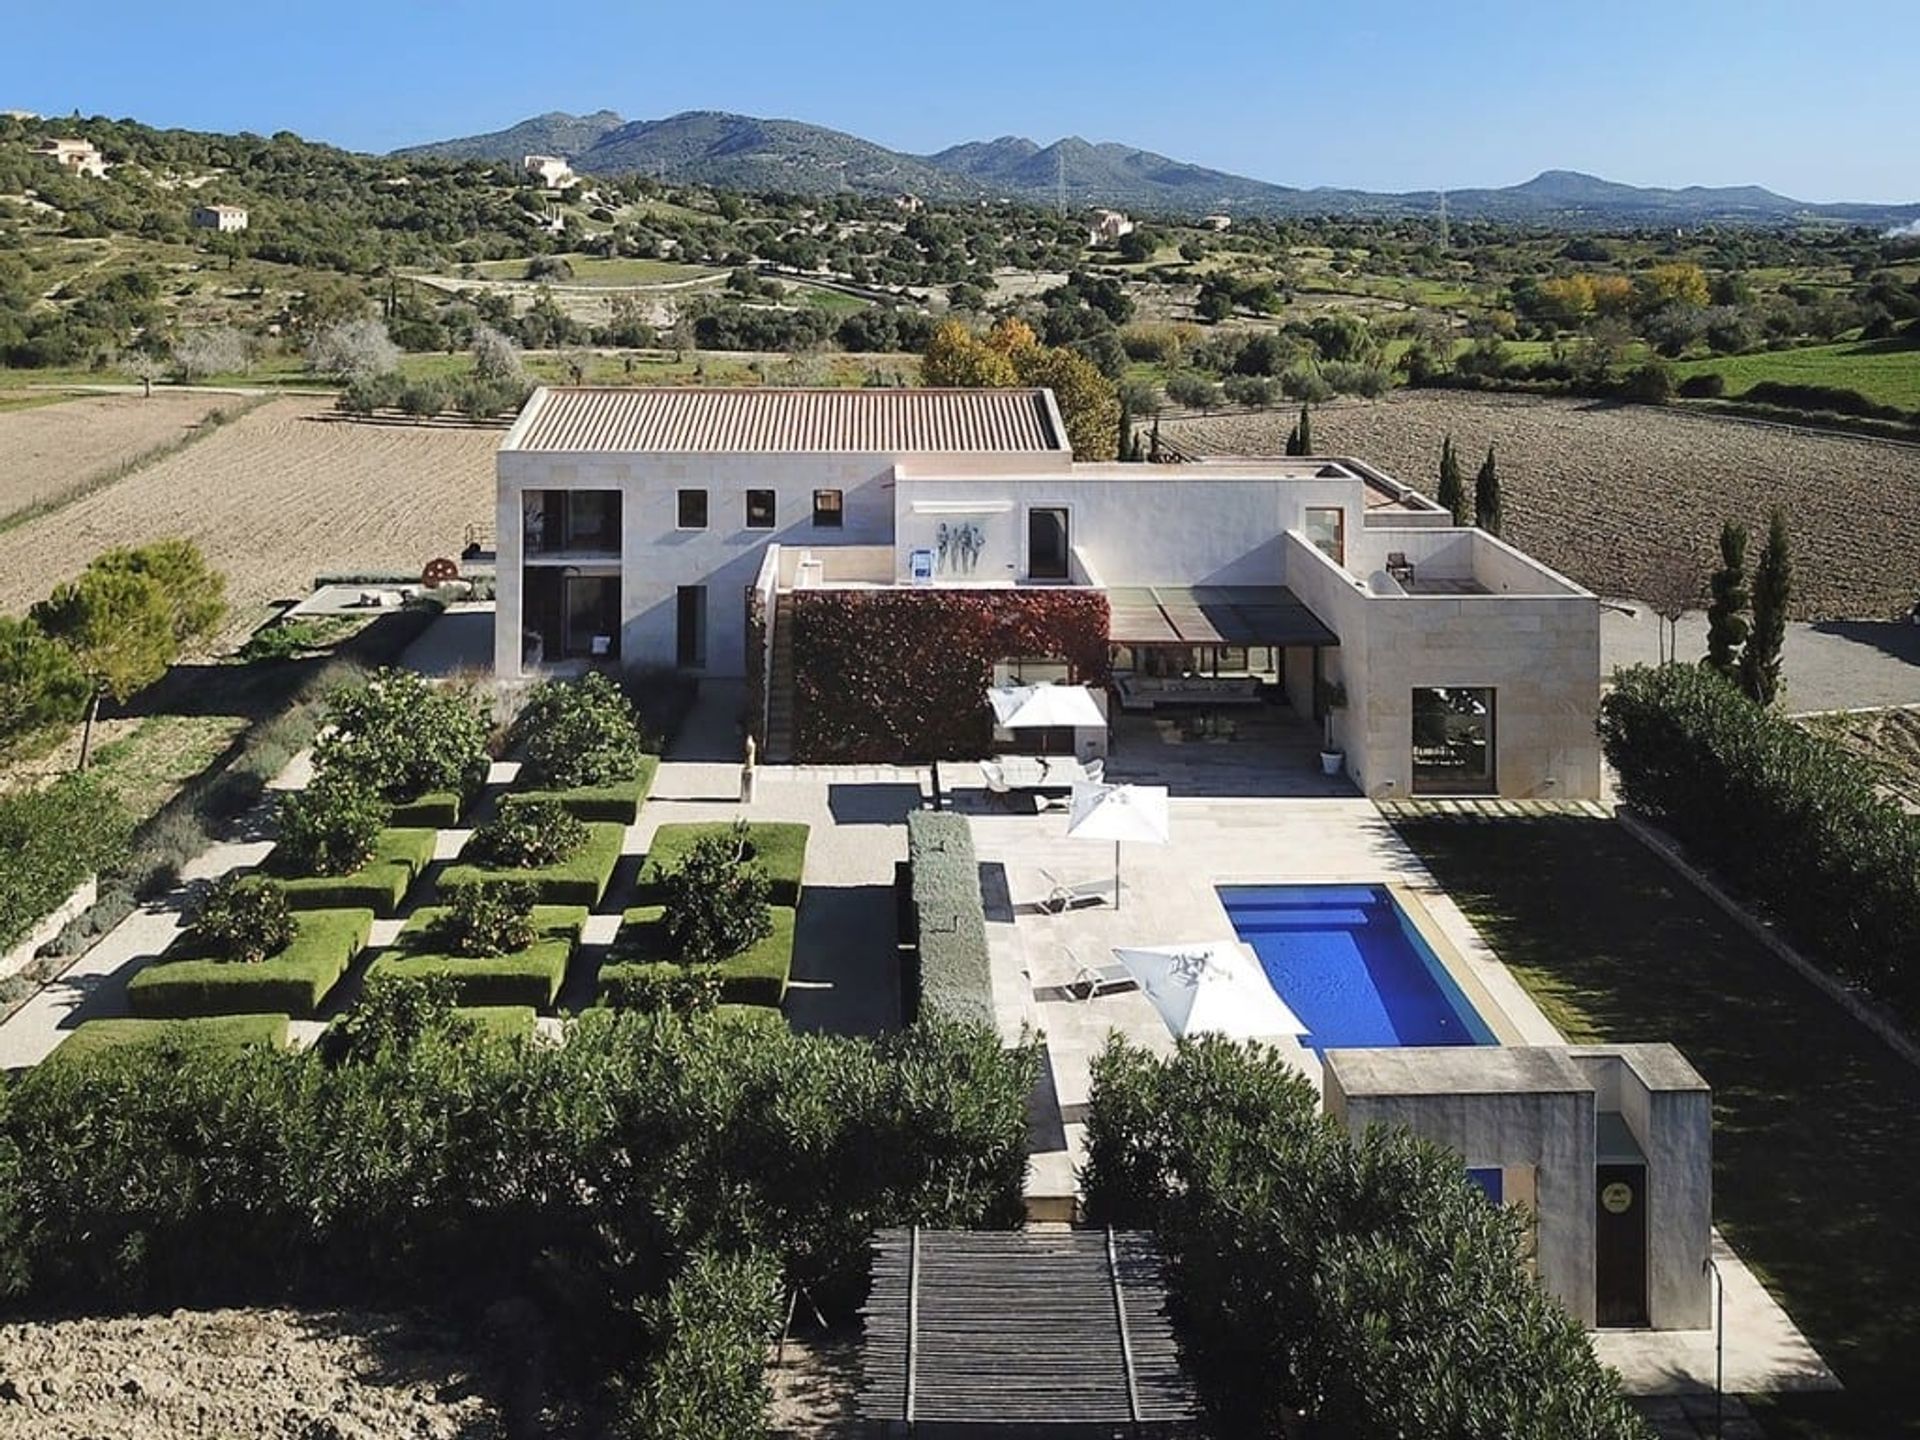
top-left (677, 489), bottom-right (708, 529)
top-left (812, 489), bottom-right (844, 528)
top-left (746, 490), bottom-right (776, 529)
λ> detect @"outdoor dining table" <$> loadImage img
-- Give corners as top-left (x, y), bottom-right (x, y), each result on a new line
top-left (998, 755), bottom-right (1091, 792)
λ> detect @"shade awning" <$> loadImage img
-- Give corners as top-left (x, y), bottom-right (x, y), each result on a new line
top-left (1106, 585), bottom-right (1338, 647)
top-left (1111, 941), bottom-right (1307, 1042)
top-left (988, 683), bottom-right (1107, 730)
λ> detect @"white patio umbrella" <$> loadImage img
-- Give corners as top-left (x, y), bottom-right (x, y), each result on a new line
top-left (1065, 781), bottom-right (1169, 911)
top-left (988, 682), bottom-right (1107, 742)
top-left (1110, 942), bottom-right (1307, 1042)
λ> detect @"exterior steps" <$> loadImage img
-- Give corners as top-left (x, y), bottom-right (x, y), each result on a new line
top-left (765, 593), bottom-right (797, 762)
top-left (1376, 798), bottom-right (1613, 822)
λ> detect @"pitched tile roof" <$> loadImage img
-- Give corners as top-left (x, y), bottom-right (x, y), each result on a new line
top-left (504, 387), bottom-right (1068, 455)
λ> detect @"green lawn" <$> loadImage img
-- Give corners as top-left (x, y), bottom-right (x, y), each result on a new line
top-left (468, 255), bottom-right (721, 286)
top-left (1673, 338), bottom-right (1920, 412)
top-left (786, 281), bottom-right (870, 317)
top-left (1393, 814), bottom-right (1920, 1440)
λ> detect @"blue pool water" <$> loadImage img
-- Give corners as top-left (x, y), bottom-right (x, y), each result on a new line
top-left (1218, 884), bottom-right (1496, 1054)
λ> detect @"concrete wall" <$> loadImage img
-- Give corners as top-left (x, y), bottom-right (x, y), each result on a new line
top-left (1325, 1047), bottom-right (1599, 1326)
top-left (893, 470), bottom-right (1360, 588)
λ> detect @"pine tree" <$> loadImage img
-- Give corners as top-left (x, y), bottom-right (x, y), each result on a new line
top-left (1473, 444), bottom-right (1502, 535)
top-left (1297, 404), bottom-right (1313, 454)
top-left (1703, 520), bottom-right (1750, 680)
top-left (1739, 508), bottom-right (1791, 706)
top-left (1436, 434), bottom-right (1468, 525)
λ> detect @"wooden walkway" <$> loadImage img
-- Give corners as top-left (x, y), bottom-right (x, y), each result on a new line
top-left (1376, 797), bottom-right (1613, 821)
top-left (859, 1227), bottom-right (1197, 1434)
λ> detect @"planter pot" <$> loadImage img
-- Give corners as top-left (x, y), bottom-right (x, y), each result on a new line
top-left (1319, 750), bottom-right (1344, 777)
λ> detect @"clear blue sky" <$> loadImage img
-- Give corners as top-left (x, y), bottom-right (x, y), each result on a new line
top-left (4, 0), bottom-right (1915, 203)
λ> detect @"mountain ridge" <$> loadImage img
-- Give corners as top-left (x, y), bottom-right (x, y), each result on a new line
top-left (392, 109), bottom-right (1920, 226)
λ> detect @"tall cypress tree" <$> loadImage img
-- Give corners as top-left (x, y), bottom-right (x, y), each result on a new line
top-left (1473, 444), bottom-right (1502, 535)
top-left (1704, 520), bottom-right (1750, 681)
top-left (1117, 393), bottom-right (1133, 462)
top-left (1739, 508), bottom-right (1791, 706)
top-left (1284, 423), bottom-right (1302, 456)
top-left (1297, 404), bottom-right (1313, 455)
top-left (1436, 434), bottom-right (1468, 525)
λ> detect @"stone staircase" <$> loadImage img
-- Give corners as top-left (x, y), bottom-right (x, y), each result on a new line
top-left (764, 594), bottom-right (796, 761)
top-left (1376, 797), bottom-right (1612, 821)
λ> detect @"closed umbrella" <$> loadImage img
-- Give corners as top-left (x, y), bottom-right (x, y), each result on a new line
top-left (1065, 782), bottom-right (1168, 911)
top-left (1110, 942), bottom-right (1307, 1042)
top-left (989, 683), bottom-right (1107, 754)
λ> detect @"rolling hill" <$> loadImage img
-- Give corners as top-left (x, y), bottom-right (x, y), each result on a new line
top-left (394, 109), bottom-right (1920, 227)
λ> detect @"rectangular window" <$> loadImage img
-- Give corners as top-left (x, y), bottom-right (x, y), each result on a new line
top-left (1028, 506), bottom-right (1070, 580)
top-left (675, 585), bottom-right (707, 669)
top-left (1304, 506), bottom-right (1345, 566)
top-left (746, 489), bottom-right (776, 529)
top-left (812, 489), bottom-right (843, 528)
top-left (677, 489), bottom-right (708, 530)
top-left (1411, 686), bottom-right (1496, 795)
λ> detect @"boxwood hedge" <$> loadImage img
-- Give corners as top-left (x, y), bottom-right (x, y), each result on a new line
top-left (507, 754), bottom-right (659, 824)
top-left (638, 821), bottom-right (808, 908)
top-left (367, 903), bottom-right (589, 1008)
top-left (904, 812), bottom-right (992, 1028)
top-left (439, 822), bottom-right (626, 907)
top-left (601, 904), bottom-right (797, 1009)
top-left (41, 1013), bottom-right (292, 1069)
top-left (388, 787), bottom-right (471, 828)
top-left (127, 907), bottom-right (373, 1018)
top-left (272, 827), bottom-right (437, 915)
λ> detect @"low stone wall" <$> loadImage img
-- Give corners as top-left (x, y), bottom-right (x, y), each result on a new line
top-left (0, 876), bottom-right (96, 983)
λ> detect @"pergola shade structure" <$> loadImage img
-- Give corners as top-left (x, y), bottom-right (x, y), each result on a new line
top-left (1105, 585), bottom-right (1338, 649)
top-left (859, 1227), bottom-right (1198, 1437)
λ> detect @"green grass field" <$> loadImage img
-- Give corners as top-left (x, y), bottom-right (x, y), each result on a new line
top-left (469, 255), bottom-right (721, 286)
top-left (786, 281), bottom-right (870, 317)
top-left (1673, 338), bottom-right (1920, 412)
top-left (1394, 814), bottom-right (1920, 1440)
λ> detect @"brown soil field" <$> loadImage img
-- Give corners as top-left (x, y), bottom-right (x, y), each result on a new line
top-left (0, 391), bottom-right (243, 523)
top-left (0, 398), bottom-right (500, 632)
top-left (0, 1307), bottom-right (503, 1439)
top-left (1166, 391), bottom-right (1920, 620)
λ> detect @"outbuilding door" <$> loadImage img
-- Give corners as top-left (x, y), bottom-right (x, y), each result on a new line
top-left (1595, 1162), bottom-right (1650, 1327)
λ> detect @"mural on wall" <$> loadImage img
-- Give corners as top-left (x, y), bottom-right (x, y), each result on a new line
top-left (935, 521), bottom-right (985, 575)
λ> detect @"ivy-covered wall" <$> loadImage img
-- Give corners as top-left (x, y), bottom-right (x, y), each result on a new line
top-left (790, 589), bottom-right (1111, 762)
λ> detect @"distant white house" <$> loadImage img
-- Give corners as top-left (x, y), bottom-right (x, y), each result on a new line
top-left (1201, 213), bottom-right (1233, 231)
top-left (190, 203), bottom-right (249, 233)
top-left (894, 193), bottom-right (924, 213)
top-left (523, 154), bottom-right (577, 189)
top-left (1085, 209), bottom-right (1134, 247)
top-left (33, 137), bottom-right (107, 178)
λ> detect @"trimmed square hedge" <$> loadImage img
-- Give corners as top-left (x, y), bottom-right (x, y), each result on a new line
top-left (600, 904), bottom-right (797, 1009)
top-left (42, 1013), bottom-right (292, 1069)
top-left (507, 755), bottom-right (658, 824)
top-left (366, 904), bottom-right (589, 1009)
top-left (127, 908), bottom-right (374, 1019)
top-left (438, 822), bottom-right (626, 907)
top-left (272, 827), bottom-right (437, 916)
top-left (389, 787), bottom-right (470, 829)
top-left (905, 812), bottom-right (992, 1027)
top-left (637, 822), bottom-right (809, 908)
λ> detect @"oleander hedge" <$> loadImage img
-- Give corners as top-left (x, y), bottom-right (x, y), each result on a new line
top-left (1600, 664), bottom-right (1920, 1024)
top-left (638, 822), bottom-right (808, 908)
top-left (507, 754), bottom-right (658, 824)
top-left (271, 827), bottom-right (437, 915)
top-left (367, 903), bottom-right (589, 1008)
top-left (41, 1013), bottom-right (292, 1069)
top-left (127, 907), bottom-right (373, 1018)
top-left (439, 822), bottom-right (626, 907)
top-left (904, 812), bottom-right (992, 1027)
top-left (601, 904), bottom-right (797, 1009)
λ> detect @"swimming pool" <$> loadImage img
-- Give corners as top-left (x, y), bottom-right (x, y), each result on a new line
top-left (1218, 884), bottom-right (1497, 1054)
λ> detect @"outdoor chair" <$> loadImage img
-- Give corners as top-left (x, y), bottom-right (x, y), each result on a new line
top-left (1386, 551), bottom-right (1416, 586)
top-left (1039, 867), bottom-right (1113, 914)
top-left (1081, 758), bottom-right (1105, 784)
top-left (982, 760), bottom-right (1032, 812)
top-left (1064, 947), bottom-right (1137, 1000)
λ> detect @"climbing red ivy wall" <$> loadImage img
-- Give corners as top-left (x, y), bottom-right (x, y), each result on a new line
top-left (789, 589), bottom-right (1110, 762)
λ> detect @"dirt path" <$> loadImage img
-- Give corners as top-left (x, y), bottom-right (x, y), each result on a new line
top-left (0, 1308), bottom-right (504, 1439)
top-left (1167, 391), bottom-right (1920, 621)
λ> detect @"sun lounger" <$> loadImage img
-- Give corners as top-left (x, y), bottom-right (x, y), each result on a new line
top-left (1040, 867), bottom-right (1114, 913)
